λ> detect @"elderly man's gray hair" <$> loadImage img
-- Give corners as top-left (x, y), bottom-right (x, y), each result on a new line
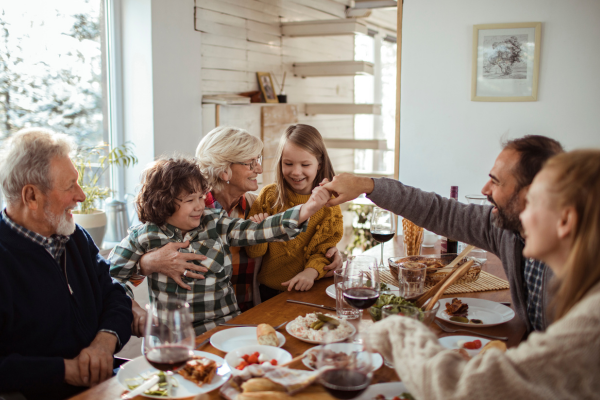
top-left (0, 128), bottom-right (75, 205)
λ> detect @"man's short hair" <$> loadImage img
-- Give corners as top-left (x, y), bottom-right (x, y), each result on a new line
top-left (503, 135), bottom-right (564, 191)
top-left (136, 156), bottom-right (210, 226)
top-left (0, 128), bottom-right (75, 205)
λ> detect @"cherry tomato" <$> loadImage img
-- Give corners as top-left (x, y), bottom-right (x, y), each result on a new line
top-left (473, 340), bottom-right (482, 349)
top-left (270, 359), bottom-right (278, 366)
top-left (252, 352), bottom-right (260, 357)
top-left (248, 354), bottom-right (259, 364)
top-left (242, 354), bottom-right (250, 362)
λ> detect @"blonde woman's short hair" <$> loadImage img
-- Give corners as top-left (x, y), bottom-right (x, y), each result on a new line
top-left (195, 126), bottom-right (263, 191)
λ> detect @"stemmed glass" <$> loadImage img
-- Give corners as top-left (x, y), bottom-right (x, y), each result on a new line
top-left (144, 299), bottom-right (195, 398)
top-left (370, 207), bottom-right (396, 268)
top-left (343, 255), bottom-right (379, 344)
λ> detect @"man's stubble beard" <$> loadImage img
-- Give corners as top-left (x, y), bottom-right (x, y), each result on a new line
top-left (45, 205), bottom-right (76, 236)
top-left (489, 192), bottom-right (523, 233)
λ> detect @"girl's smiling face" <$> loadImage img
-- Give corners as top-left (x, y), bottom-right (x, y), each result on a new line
top-left (165, 191), bottom-right (207, 235)
top-left (281, 142), bottom-right (320, 195)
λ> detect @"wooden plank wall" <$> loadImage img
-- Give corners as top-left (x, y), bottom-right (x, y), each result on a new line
top-left (195, 0), bottom-right (354, 176)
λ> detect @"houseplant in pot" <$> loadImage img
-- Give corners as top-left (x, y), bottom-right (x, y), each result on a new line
top-left (73, 143), bottom-right (137, 247)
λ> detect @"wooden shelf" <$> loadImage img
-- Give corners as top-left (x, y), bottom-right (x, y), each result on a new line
top-left (281, 19), bottom-right (368, 37)
top-left (323, 138), bottom-right (387, 150)
top-left (305, 103), bottom-right (381, 115)
top-left (293, 61), bottom-right (374, 78)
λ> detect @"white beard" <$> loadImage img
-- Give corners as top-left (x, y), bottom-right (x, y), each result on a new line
top-left (45, 206), bottom-right (76, 236)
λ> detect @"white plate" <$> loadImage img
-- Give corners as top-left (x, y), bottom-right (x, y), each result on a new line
top-left (116, 351), bottom-right (230, 399)
top-left (210, 327), bottom-right (286, 353)
top-left (438, 335), bottom-right (490, 357)
top-left (436, 298), bottom-right (515, 327)
top-left (355, 382), bottom-right (411, 400)
top-left (326, 283), bottom-right (399, 299)
top-left (302, 343), bottom-right (383, 371)
top-left (286, 319), bottom-right (356, 344)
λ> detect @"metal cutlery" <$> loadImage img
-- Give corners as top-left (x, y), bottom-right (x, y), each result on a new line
top-left (435, 320), bottom-right (508, 341)
top-left (218, 320), bottom-right (289, 330)
top-left (286, 299), bottom-right (336, 311)
top-left (121, 374), bottom-right (160, 399)
top-left (195, 337), bottom-right (211, 349)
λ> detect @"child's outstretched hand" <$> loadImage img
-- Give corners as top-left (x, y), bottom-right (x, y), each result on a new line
top-left (249, 213), bottom-right (269, 223)
top-left (281, 268), bottom-right (319, 291)
top-left (298, 185), bottom-right (331, 223)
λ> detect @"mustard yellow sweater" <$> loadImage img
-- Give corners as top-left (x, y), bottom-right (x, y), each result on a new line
top-left (246, 184), bottom-right (344, 291)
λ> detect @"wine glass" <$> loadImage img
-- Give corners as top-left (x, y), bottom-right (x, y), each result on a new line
top-left (343, 255), bottom-right (379, 343)
top-left (144, 299), bottom-right (195, 398)
top-left (370, 207), bottom-right (396, 268)
top-left (317, 341), bottom-right (373, 399)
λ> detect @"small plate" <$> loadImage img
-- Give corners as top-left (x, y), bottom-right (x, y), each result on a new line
top-left (286, 318), bottom-right (356, 344)
top-left (326, 283), bottom-right (399, 299)
top-left (302, 343), bottom-right (383, 371)
top-left (436, 298), bottom-right (515, 327)
top-left (355, 382), bottom-right (411, 400)
top-left (210, 327), bottom-right (286, 353)
top-left (225, 345), bottom-right (292, 375)
top-left (116, 351), bottom-right (230, 399)
top-left (438, 335), bottom-right (490, 357)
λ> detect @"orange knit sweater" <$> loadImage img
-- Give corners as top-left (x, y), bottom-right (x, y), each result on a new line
top-left (246, 184), bottom-right (344, 291)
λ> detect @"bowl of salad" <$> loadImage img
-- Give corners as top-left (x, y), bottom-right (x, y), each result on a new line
top-left (368, 292), bottom-right (440, 326)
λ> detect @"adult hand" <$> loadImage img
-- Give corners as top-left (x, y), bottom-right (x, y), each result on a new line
top-left (131, 300), bottom-right (147, 337)
top-left (281, 268), bottom-right (319, 291)
top-left (323, 247), bottom-right (343, 277)
top-left (320, 174), bottom-right (374, 207)
top-left (138, 241), bottom-right (208, 290)
top-left (249, 213), bottom-right (269, 223)
top-left (76, 331), bottom-right (117, 387)
top-left (64, 358), bottom-right (86, 386)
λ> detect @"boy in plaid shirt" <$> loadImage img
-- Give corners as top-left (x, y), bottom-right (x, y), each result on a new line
top-left (109, 156), bottom-right (332, 334)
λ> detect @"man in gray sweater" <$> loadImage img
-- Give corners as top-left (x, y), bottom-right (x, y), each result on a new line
top-left (324, 135), bottom-right (563, 333)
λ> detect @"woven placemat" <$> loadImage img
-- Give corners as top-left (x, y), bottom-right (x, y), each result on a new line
top-left (380, 269), bottom-right (510, 294)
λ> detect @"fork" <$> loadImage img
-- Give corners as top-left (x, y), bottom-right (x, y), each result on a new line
top-left (435, 320), bottom-right (508, 341)
top-left (218, 321), bottom-right (289, 330)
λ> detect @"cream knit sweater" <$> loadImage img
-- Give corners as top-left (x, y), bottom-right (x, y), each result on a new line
top-left (364, 281), bottom-right (600, 400)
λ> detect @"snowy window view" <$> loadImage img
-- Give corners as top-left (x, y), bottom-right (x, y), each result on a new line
top-left (0, 0), bottom-right (107, 147)
top-left (354, 33), bottom-right (396, 175)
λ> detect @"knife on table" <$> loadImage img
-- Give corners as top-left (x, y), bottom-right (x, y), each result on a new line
top-left (286, 299), bottom-right (336, 311)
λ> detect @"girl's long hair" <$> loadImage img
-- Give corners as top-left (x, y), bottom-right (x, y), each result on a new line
top-left (545, 149), bottom-right (600, 320)
top-left (273, 124), bottom-right (335, 211)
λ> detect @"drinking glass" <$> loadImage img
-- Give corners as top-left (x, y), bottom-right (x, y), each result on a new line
top-left (397, 261), bottom-right (427, 299)
top-left (144, 299), bottom-right (195, 398)
top-left (343, 255), bottom-right (379, 343)
top-left (370, 207), bottom-right (396, 268)
top-left (334, 269), bottom-right (362, 320)
top-left (317, 341), bottom-right (372, 399)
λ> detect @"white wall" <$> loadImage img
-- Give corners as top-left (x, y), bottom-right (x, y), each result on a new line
top-left (400, 0), bottom-right (600, 201)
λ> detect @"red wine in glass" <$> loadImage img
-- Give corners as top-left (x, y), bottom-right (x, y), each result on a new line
top-left (320, 369), bottom-right (371, 399)
top-left (371, 231), bottom-right (395, 243)
top-left (343, 287), bottom-right (379, 309)
top-left (145, 344), bottom-right (192, 371)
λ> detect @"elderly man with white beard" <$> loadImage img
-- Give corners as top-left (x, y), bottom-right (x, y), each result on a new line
top-left (0, 128), bottom-right (133, 400)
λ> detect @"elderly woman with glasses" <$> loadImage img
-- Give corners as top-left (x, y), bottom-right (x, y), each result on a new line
top-left (135, 126), bottom-right (342, 311)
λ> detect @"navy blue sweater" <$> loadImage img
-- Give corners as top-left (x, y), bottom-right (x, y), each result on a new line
top-left (0, 219), bottom-right (132, 399)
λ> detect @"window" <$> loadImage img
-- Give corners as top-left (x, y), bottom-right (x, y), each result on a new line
top-left (354, 31), bottom-right (397, 175)
top-left (0, 0), bottom-right (110, 147)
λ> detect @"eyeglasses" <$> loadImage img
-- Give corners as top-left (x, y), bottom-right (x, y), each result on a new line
top-left (234, 155), bottom-right (262, 171)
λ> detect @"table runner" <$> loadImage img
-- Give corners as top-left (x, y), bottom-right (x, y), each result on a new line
top-left (380, 269), bottom-right (510, 294)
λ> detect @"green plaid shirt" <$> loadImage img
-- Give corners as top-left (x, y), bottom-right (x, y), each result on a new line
top-left (109, 205), bottom-right (306, 335)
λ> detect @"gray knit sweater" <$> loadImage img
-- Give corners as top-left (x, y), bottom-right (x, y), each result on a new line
top-left (364, 281), bottom-right (600, 400)
top-left (367, 178), bottom-right (553, 332)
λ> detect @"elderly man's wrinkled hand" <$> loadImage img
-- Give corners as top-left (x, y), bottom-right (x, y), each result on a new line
top-left (323, 247), bottom-right (343, 277)
top-left (76, 332), bottom-right (117, 387)
top-left (138, 241), bottom-right (208, 290)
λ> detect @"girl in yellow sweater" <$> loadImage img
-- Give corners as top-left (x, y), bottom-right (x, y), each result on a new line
top-left (247, 124), bottom-right (344, 301)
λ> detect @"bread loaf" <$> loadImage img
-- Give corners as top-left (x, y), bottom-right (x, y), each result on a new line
top-left (257, 323), bottom-right (278, 346)
top-left (242, 378), bottom-right (286, 393)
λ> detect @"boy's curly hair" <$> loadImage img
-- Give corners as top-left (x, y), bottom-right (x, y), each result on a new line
top-left (136, 156), bottom-right (209, 226)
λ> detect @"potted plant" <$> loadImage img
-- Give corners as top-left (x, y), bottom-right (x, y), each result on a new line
top-left (72, 143), bottom-right (137, 247)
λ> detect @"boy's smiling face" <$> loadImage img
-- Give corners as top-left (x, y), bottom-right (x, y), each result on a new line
top-left (166, 190), bottom-right (207, 235)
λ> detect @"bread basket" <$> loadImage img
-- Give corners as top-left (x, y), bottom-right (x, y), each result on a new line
top-left (388, 254), bottom-right (483, 286)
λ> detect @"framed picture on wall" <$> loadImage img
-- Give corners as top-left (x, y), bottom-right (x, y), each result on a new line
top-left (256, 72), bottom-right (279, 104)
top-left (471, 22), bottom-right (542, 102)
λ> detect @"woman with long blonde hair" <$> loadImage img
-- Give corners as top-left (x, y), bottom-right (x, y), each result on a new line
top-left (364, 149), bottom-right (600, 400)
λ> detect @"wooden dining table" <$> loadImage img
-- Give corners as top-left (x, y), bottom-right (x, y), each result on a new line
top-left (72, 237), bottom-right (526, 399)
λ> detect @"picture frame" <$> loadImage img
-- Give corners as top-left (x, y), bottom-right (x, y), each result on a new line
top-left (256, 72), bottom-right (279, 104)
top-left (471, 22), bottom-right (542, 102)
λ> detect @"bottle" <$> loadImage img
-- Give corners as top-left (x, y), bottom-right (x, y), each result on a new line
top-left (442, 186), bottom-right (459, 254)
